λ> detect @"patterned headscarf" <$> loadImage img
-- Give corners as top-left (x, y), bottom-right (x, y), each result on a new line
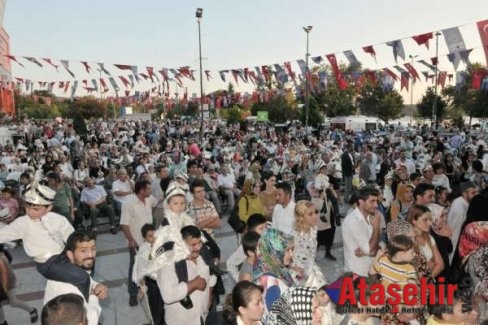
top-left (253, 228), bottom-right (295, 287)
top-left (268, 286), bottom-right (316, 325)
top-left (459, 221), bottom-right (488, 260)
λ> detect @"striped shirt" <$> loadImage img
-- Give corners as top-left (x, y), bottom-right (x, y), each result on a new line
top-left (373, 255), bottom-right (417, 297)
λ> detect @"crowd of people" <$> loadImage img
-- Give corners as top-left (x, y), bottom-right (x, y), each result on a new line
top-left (0, 117), bottom-right (485, 324)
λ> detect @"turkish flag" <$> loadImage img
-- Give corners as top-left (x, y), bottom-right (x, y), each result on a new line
top-left (477, 19), bottom-right (488, 65)
top-left (412, 33), bottom-right (433, 49)
top-left (326, 54), bottom-right (339, 76)
top-left (400, 73), bottom-right (409, 91)
top-left (362, 46), bottom-right (376, 60)
top-left (471, 70), bottom-right (485, 89)
top-left (437, 71), bottom-right (447, 88)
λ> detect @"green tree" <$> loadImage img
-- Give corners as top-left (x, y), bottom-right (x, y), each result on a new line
top-left (72, 113), bottom-right (88, 136)
top-left (357, 84), bottom-right (403, 123)
top-left (68, 96), bottom-right (107, 119)
top-left (300, 96), bottom-right (324, 127)
top-left (417, 87), bottom-right (447, 121)
top-left (319, 83), bottom-right (356, 117)
top-left (221, 105), bottom-right (243, 124)
top-left (251, 95), bottom-right (297, 123)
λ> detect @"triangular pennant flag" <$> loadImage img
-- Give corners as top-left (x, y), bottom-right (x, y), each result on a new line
top-left (118, 76), bottom-right (130, 88)
top-left (219, 70), bottom-right (227, 82)
top-left (362, 46), bottom-right (376, 61)
top-left (91, 79), bottom-right (98, 91)
top-left (236, 69), bottom-right (247, 83)
top-left (400, 72), bottom-right (409, 91)
top-left (5, 55), bottom-right (24, 67)
top-left (64, 81), bottom-right (70, 94)
top-left (128, 75), bottom-right (135, 88)
top-left (422, 71), bottom-right (430, 82)
top-left (147, 67), bottom-right (157, 82)
top-left (205, 70), bottom-right (212, 81)
top-left (412, 32), bottom-right (433, 49)
top-left (326, 54), bottom-right (339, 76)
top-left (437, 71), bottom-right (447, 88)
top-left (418, 59), bottom-right (437, 73)
top-left (98, 63), bottom-right (111, 76)
top-left (159, 68), bottom-right (169, 81)
top-left (60, 60), bottom-right (75, 78)
top-left (477, 19), bottom-right (488, 65)
top-left (125, 90), bottom-right (131, 97)
top-left (404, 63), bottom-right (420, 82)
top-left (283, 62), bottom-right (295, 80)
top-left (82, 80), bottom-right (88, 87)
top-left (393, 65), bottom-right (408, 75)
top-left (42, 58), bottom-right (59, 70)
top-left (231, 70), bottom-right (239, 85)
top-left (47, 82), bottom-right (55, 93)
top-left (81, 61), bottom-right (92, 74)
top-left (23, 57), bottom-right (43, 67)
top-left (386, 40), bottom-right (406, 63)
top-left (383, 68), bottom-right (398, 81)
top-left (296, 59), bottom-right (309, 75)
top-left (459, 49), bottom-right (473, 64)
top-left (70, 81), bottom-right (78, 98)
top-left (442, 27), bottom-right (467, 70)
top-left (139, 73), bottom-right (150, 81)
top-left (109, 77), bottom-right (119, 91)
top-left (471, 70), bottom-right (485, 89)
top-left (99, 78), bottom-right (108, 91)
top-left (114, 64), bottom-right (132, 71)
top-left (311, 56), bottom-right (323, 64)
top-left (343, 50), bottom-right (360, 67)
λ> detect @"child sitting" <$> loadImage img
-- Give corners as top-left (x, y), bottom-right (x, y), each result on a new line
top-left (238, 231), bottom-right (260, 282)
top-left (226, 213), bottom-right (267, 282)
top-left (0, 181), bottom-right (91, 301)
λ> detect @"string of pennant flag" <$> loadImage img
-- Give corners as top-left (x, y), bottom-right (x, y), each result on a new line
top-left (6, 18), bottom-right (488, 98)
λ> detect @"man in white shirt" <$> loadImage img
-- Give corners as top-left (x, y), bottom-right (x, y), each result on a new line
top-left (394, 148), bottom-right (416, 176)
top-left (159, 225), bottom-right (215, 325)
top-left (43, 230), bottom-right (108, 325)
top-left (342, 186), bottom-right (381, 277)
top-left (120, 180), bottom-right (156, 307)
top-left (112, 168), bottom-right (135, 211)
top-left (80, 177), bottom-right (117, 234)
top-left (447, 181), bottom-right (478, 263)
top-left (217, 166), bottom-right (237, 209)
top-left (271, 182), bottom-right (296, 235)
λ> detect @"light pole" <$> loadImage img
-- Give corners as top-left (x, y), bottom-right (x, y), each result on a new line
top-left (303, 25), bottom-right (312, 134)
top-left (409, 54), bottom-right (418, 126)
top-left (196, 8), bottom-right (204, 141)
top-left (432, 31), bottom-right (441, 130)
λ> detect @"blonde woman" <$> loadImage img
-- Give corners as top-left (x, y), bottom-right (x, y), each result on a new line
top-left (292, 200), bottom-right (325, 286)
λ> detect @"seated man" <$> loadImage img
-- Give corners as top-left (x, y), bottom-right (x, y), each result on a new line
top-left (43, 230), bottom-right (107, 325)
top-left (80, 177), bottom-right (117, 234)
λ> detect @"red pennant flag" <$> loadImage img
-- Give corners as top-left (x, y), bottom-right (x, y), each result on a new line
top-left (139, 73), bottom-right (150, 80)
top-left (400, 73), bottom-right (409, 91)
top-left (42, 58), bottom-right (59, 70)
top-left (248, 71), bottom-right (256, 84)
top-left (283, 62), bottom-right (296, 80)
top-left (326, 54), bottom-right (339, 76)
top-left (431, 57), bottom-right (438, 66)
top-left (81, 61), bottom-right (92, 73)
top-left (64, 81), bottom-right (70, 94)
top-left (59, 81), bottom-right (65, 88)
top-left (125, 90), bottom-right (131, 97)
top-left (383, 68), bottom-right (398, 81)
top-left (362, 46), bottom-right (376, 60)
top-left (5, 55), bottom-right (24, 67)
top-left (99, 78), bottom-right (108, 91)
top-left (404, 63), bottom-right (421, 82)
top-left (477, 19), bottom-right (488, 65)
top-left (412, 32), bottom-right (433, 49)
top-left (114, 64), bottom-right (132, 70)
top-left (448, 74), bottom-right (453, 82)
top-left (118, 76), bottom-right (130, 88)
top-left (24, 57), bottom-right (43, 67)
top-left (178, 66), bottom-right (193, 80)
top-left (471, 71), bottom-right (483, 89)
top-left (338, 75), bottom-right (349, 90)
top-left (262, 66), bottom-right (270, 82)
top-left (82, 80), bottom-right (88, 87)
top-left (363, 70), bottom-right (377, 84)
top-left (437, 71), bottom-right (447, 88)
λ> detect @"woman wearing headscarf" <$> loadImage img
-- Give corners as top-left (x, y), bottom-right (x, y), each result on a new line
top-left (389, 182), bottom-right (414, 221)
top-left (459, 221), bottom-right (488, 324)
top-left (267, 286), bottom-right (322, 325)
top-left (253, 228), bottom-right (296, 322)
top-left (238, 178), bottom-right (266, 223)
top-left (426, 203), bottom-right (453, 281)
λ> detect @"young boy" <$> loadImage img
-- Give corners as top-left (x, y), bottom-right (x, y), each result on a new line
top-left (226, 213), bottom-right (267, 282)
top-left (238, 231), bottom-right (260, 282)
top-left (427, 294), bottom-right (479, 325)
top-left (0, 182), bottom-right (91, 301)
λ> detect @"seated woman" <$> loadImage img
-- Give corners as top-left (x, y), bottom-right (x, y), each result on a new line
top-left (253, 228), bottom-right (296, 322)
top-left (268, 286), bottom-right (322, 325)
top-left (238, 178), bottom-right (266, 224)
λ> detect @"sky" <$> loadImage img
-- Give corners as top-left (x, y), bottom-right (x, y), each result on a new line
top-left (3, 0), bottom-right (488, 102)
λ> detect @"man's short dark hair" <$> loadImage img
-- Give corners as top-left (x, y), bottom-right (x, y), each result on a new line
top-left (135, 180), bottom-right (151, 194)
top-left (141, 223), bottom-right (155, 238)
top-left (246, 214), bottom-right (267, 231)
top-left (190, 179), bottom-right (206, 194)
top-left (242, 231), bottom-right (260, 257)
top-left (413, 183), bottom-right (435, 199)
top-left (275, 182), bottom-right (292, 196)
top-left (41, 293), bottom-right (86, 325)
top-left (46, 172), bottom-right (61, 182)
top-left (409, 172), bottom-right (422, 181)
top-left (186, 159), bottom-right (199, 170)
top-left (66, 230), bottom-right (96, 253)
top-left (354, 186), bottom-right (379, 203)
top-left (180, 225), bottom-right (201, 240)
top-left (20, 172), bottom-right (31, 180)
